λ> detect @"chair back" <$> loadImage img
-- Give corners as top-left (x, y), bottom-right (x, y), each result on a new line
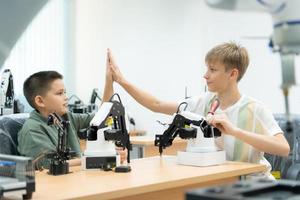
top-left (0, 113), bottom-right (29, 155)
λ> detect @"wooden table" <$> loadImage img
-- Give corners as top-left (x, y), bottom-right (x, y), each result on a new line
top-left (33, 156), bottom-right (266, 200)
top-left (130, 136), bottom-right (187, 158)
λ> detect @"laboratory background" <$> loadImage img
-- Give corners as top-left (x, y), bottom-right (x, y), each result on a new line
top-left (2, 0), bottom-right (300, 134)
top-left (1, 0), bottom-right (300, 199)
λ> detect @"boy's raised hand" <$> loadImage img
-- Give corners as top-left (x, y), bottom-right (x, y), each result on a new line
top-left (105, 48), bottom-right (114, 83)
top-left (107, 49), bottom-right (125, 85)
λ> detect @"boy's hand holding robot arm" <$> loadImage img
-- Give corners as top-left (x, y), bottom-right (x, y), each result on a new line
top-left (154, 100), bottom-right (222, 155)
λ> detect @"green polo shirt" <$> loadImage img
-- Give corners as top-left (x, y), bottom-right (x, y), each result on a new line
top-left (18, 110), bottom-right (94, 169)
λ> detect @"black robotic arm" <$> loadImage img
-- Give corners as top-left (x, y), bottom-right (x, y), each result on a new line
top-left (154, 113), bottom-right (221, 155)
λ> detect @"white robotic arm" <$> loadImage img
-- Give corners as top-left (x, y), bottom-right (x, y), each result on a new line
top-left (84, 102), bottom-right (117, 157)
top-left (82, 94), bottom-right (131, 171)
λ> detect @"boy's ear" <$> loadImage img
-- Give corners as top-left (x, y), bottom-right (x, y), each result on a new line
top-left (230, 68), bottom-right (239, 81)
top-left (34, 95), bottom-right (45, 108)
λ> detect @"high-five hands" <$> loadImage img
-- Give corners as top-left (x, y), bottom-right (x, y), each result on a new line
top-left (107, 48), bottom-right (125, 84)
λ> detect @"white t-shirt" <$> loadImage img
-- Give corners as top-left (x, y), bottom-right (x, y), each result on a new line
top-left (184, 92), bottom-right (283, 179)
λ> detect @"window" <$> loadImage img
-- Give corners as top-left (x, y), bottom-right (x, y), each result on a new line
top-left (2, 0), bottom-right (68, 111)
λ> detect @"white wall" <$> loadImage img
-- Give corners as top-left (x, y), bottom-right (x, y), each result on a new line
top-left (73, 0), bottom-right (300, 135)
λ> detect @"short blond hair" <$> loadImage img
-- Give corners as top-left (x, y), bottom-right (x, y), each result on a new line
top-left (205, 42), bottom-right (249, 82)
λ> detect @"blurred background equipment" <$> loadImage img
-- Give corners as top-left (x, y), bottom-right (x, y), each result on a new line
top-left (186, 178), bottom-right (300, 200)
top-left (0, 69), bottom-right (14, 115)
top-left (88, 88), bottom-right (102, 113)
top-left (68, 88), bottom-right (102, 114)
top-left (90, 88), bottom-right (102, 104)
top-left (0, 69), bottom-right (24, 116)
top-left (265, 114), bottom-right (300, 180)
top-left (68, 94), bottom-right (88, 114)
top-left (206, 0), bottom-right (300, 181)
top-left (0, 154), bottom-right (35, 199)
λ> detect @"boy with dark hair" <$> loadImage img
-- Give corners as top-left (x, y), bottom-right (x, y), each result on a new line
top-left (18, 54), bottom-right (126, 168)
top-left (19, 71), bottom-right (88, 168)
top-left (106, 43), bottom-right (290, 179)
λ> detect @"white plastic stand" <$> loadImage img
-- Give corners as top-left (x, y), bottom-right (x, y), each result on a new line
top-left (82, 127), bottom-right (120, 170)
top-left (176, 123), bottom-right (226, 167)
top-left (177, 150), bottom-right (226, 166)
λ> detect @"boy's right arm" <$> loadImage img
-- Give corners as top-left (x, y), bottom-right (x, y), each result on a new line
top-left (108, 49), bottom-right (178, 115)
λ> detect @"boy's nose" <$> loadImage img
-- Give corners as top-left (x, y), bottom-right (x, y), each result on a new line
top-left (203, 71), bottom-right (209, 80)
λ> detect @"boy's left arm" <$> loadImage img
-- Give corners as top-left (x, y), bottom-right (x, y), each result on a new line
top-left (69, 112), bottom-right (94, 131)
top-left (209, 113), bottom-right (290, 157)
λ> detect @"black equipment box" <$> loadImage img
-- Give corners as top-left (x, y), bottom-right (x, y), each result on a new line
top-left (186, 179), bottom-right (300, 200)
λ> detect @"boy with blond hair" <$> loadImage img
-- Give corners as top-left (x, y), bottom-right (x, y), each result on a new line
top-left (106, 43), bottom-right (290, 179)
